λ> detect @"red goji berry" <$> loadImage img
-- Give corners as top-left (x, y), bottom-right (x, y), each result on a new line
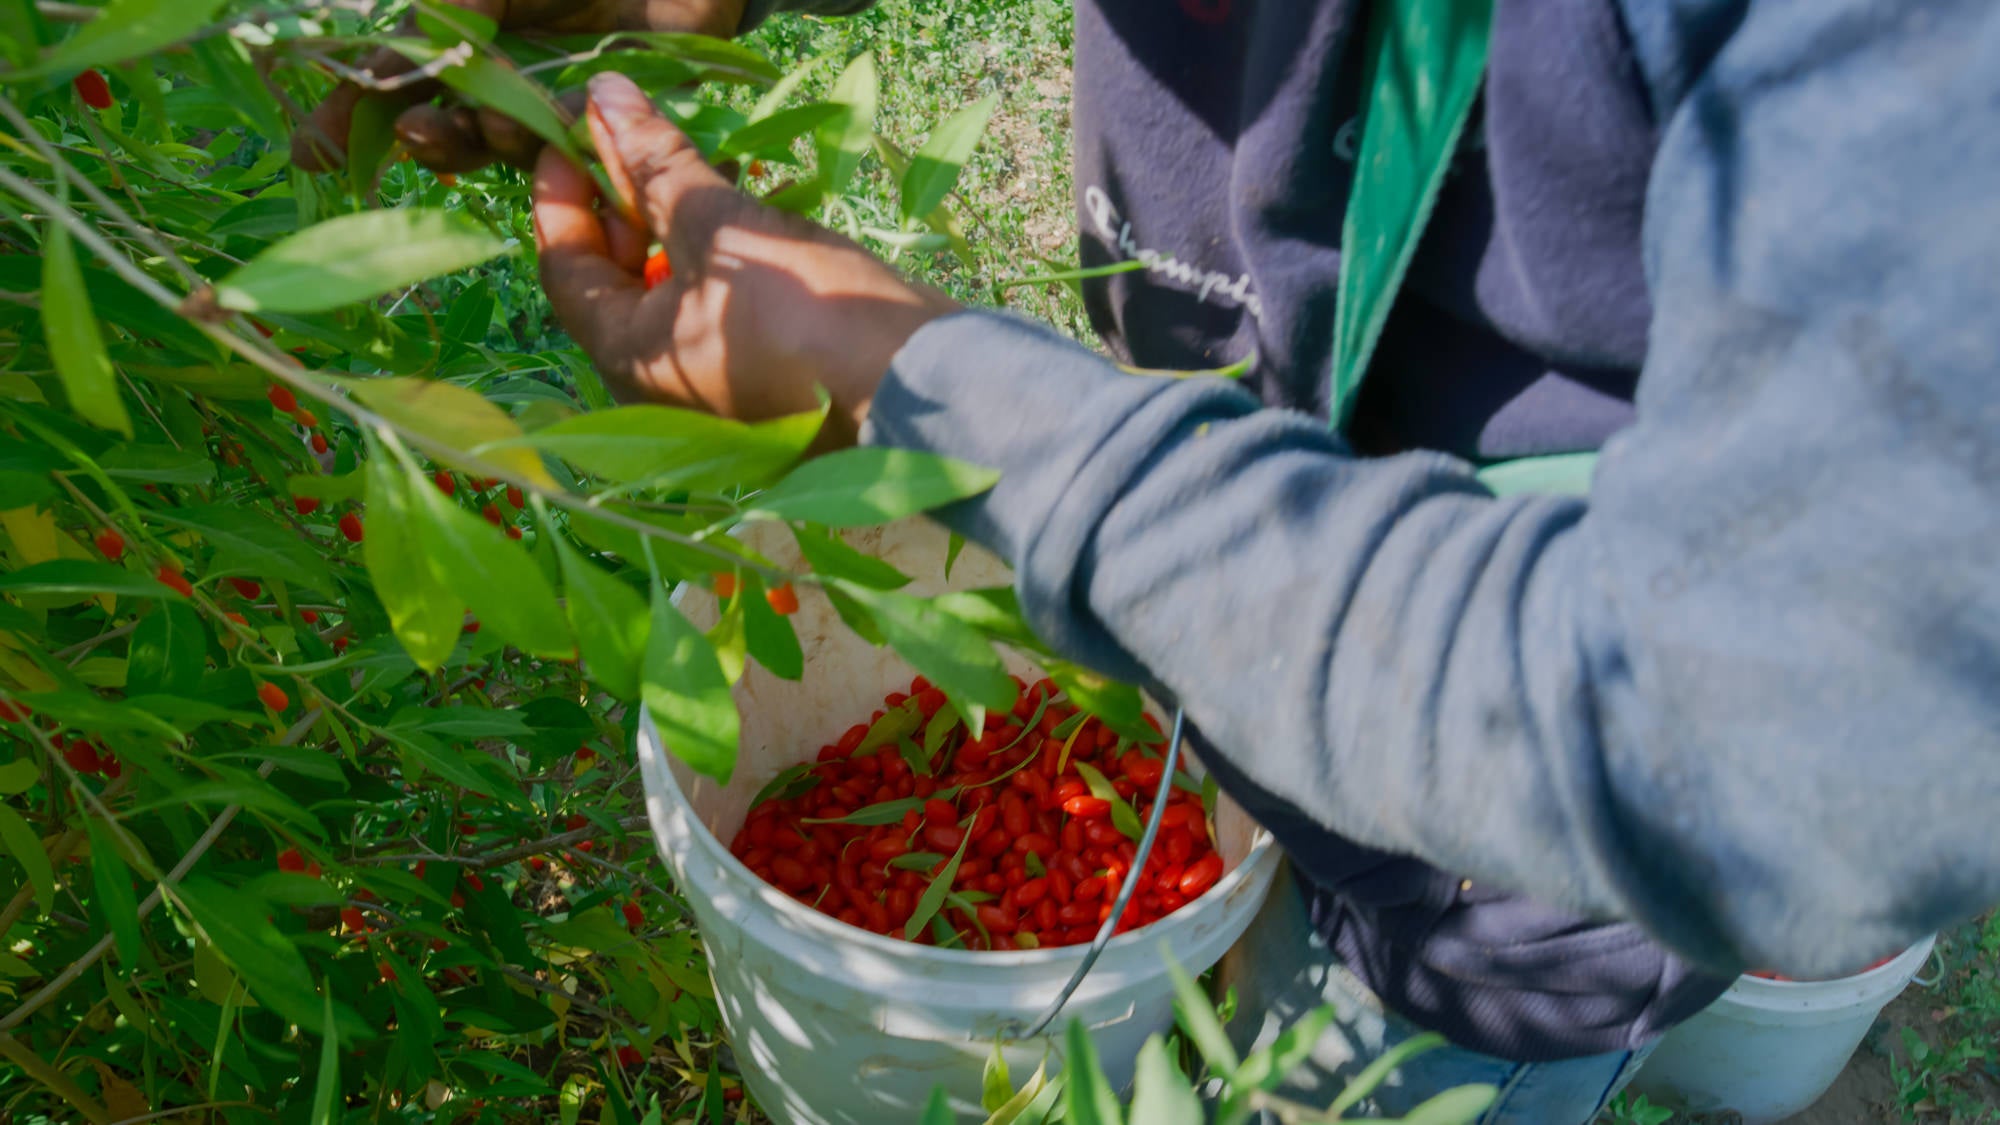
top-left (337, 512), bottom-right (364, 543)
top-left (256, 682), bottom-right (289, 711)
top-left (155, 565), bottom-right (193, 598)
top-left (293, 496), bottom-right (321, 516)
top-left (266, 384), bottom-right (298, 413)
top-left (481, 502), bottom-right (502, 526)
top-left (93, 528), bottom-right (124, 560)
top-left (277, 847), bottom-right (307, 873)
top-left (229, 577), bottom-right (261, 600)
top-left (713, 572), bottom-right (738, 599)
top-left (73, 69), bottom-right (113, 110)
top-left (64, 741), bottom-right (102, 775)
top-left (310, 432), bottom-right (329, 455)
top-left (765, 582), bottom-right (800, 615)
top-left (434, 470), bottom-right (455, 496)
top-left (643, 250), bottom-right (672, 290)
top-left (505, 485), bottom-right (524, 508)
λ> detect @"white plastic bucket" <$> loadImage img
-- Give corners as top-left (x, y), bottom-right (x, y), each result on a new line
top-left (635, 519), bottom-right (1281, 1125)
top-left (1628, 935), bottom-right (1937, 1124)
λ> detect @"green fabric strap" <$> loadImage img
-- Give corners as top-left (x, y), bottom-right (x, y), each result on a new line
top-left (1331, 0), bottom-right (1598, 497)
top-left (1329, 0), bottom-right (1495, 431)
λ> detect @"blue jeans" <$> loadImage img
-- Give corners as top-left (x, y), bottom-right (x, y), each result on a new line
top-left (1218, 868), bottom-right (1656, 1124)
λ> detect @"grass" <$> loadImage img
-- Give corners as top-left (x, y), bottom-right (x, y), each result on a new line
top-left (737, 0), bottom-right (1095, 340)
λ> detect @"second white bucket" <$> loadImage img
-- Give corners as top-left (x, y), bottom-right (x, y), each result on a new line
top-left (636, 519), bottom-right (1281, 1125)
top-left (1628, 935), bottom-right (1937, 1124)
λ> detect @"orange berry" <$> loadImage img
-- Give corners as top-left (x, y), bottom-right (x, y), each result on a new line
top-left (643, 250), bottom-right (672, 290)
top-left (337, 513), bottom-right (364, 543)
top-left (309, 432), bottom-right (329, 455)
top-left (713, 572), bottom-right (738, 599)
top-left (256, 682), bottom-right (289, 711)
top-left (292, 408), bottom-right (318, 429)
top-left (266, 384), bottom-right (298, 413)
top-left (93, 528), bottom-right (124, 560)
top-left (765, 582), bottom-right (800, 615)
top-left (504, 525), bottom-right (522, 540)
top-left (154, 565), bottom-right (192, 598)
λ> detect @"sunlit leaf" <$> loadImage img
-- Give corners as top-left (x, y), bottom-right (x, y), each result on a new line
top-left (748, 447), bottom-right (999, 527)
top-left (1062, 1020), bottom-right (1125, 1125)
top-left (18, 0), bottom-right (227, 78)
top-left (641, 580), bottom-right (739, 783)
top-left (42, 220), bottom-right (131, 436)
top-left (410, 465), bottom-right (571, 659)
top-left (515, 402), bottom-right (821, 491)
top-left (816, 52), bottom-right (878, 192)
top-left (792, 523), bottom-right (911, 589)
top-left (212, 209), bottom-right (509, 315)
top-left (1129, 1035), bottom-right (1201, 1125)
top-left (720, 103), bottom-right (843, 159)
top-left (351, 377), bottom-right (557, 489)
top-left (834, 584), bottom-right (1016, 722)
top-left (0, 560), bottom-right (176, 599)
top-left (365, 452), bottom-right (464, 672)
top-left (901, 95), bottom-right (998, 223)
top-left (556, 536), bottom-right (650, 699)
top-left (904, 816), bottom-right (972, 940)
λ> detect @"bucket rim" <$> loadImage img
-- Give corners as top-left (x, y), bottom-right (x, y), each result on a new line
top-left (638, 708), bottom-right (1281, 970)
top-left (1722, 933), bottom-right (1937, 1004)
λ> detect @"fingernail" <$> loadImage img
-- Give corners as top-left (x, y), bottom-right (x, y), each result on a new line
top-left (587, 73), bottom-right (651, 128)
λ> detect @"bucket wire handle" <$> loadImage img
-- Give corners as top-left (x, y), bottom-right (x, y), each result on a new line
top-left (1021, 704), bottom-right (1188, 1038)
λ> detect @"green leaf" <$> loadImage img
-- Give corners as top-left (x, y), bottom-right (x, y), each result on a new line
top-left (43, 219), bottom-right (131, 437)
top-left (816, 52), bottom-right (878, 192)
top-left (0, 804), bottom-right (53, 917)
top-left (384, 727), bottom-right (508, 798)
top-left (1326, 1031), bottom-right (1450, 1118)
top-left (1062, 1020), bottom-right (1125, 1125)
top-left (982, 1059), bottom-right (1048, 1125)
top-left (901, 96), bottom-right (998, 224)
top-left (0, 758), bottom-right (37, 796)
top-left (982, 1038), bottom-right (1013, 1114)
top-left (792, 523), bottom-right (911, 589)
top-left (1046, 660), bottom-right (1156, 743)
top-left (922, 706), bottom-right (960, 764)
top-left (556, 538), bottom-right (650, 699)
top-left (1230, 1004), bottom-right (1335, 1096)
top-left (1129, 1035), bottom-right (1201, 1125)
top-left (350, 377), bottom-right (558, 490)
top-left (212, 209), bottom-right (508, 315)
top-left (835, 585), bottom-right (1017, 720)
top-left (904, 816), bottom-right (973, 940)
top-left (1393, 1085), bottom-right (1500, 1125)
top-left (920, 1087), bottom-right (955, 1125)
top-left (742, 575), bottom-right (804, 680)
top-left (1166, 950), bottom-right (1240, 1074)
top-left (310, 990), bottom-right (341, 1125)
top-left (174, 876), bottom-right (328, 1034)
top-left (856, 702), bottom-right (923, 754)
top-left (410, 464), bottom-right (572, 659)
top-left (720, 102), bottom-right (844, 158)
top-left (516, 402), bottom-right (821, 492)
top-left (1072, 761), bottom-right (1144, 843)
top-left (365, 452), bottom-right (464, 672)
top-left (0, 560), bottom-right (174, 599)
top-left (887, 851), bottom-right (946, 871)
top-left (803, 791), bottom-right (954, 827)
top-left (748, 447), bottom-right (999, 527)
top-left (945, 531), bottom-right (965, 581)
top-left (83, 812), bottom-right (144, 967)
top-left (20, 0), bottom-right (227, 77)
top-left (427, 48), bottom-right (581, 161)
top-left (706, 596), bottom-right (748, 683)
top-left (154, 505), bottom-right (337, 592)
top-left (385, 706), bottom-right (530, 741)
top-left (100, 444), bottom-right (217, 486)
top-left (747, 762), bottom-right (818, 809)
top-left (414, 0), bottom-right (497, 44)
top-left (641, 581), bottom-right (739, 784)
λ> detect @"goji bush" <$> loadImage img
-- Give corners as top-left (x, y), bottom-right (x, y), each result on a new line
top-left (0, 3), bottom-right (1148, 1122)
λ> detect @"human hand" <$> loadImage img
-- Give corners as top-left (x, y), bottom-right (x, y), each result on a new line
top-left (531, 73), bottom-right (956, 447)
top-left (293, 0), bottom-right (746, 174)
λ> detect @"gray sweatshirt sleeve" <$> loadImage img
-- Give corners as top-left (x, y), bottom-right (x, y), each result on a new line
top-left (860, 0), bottom-right (2000, 977)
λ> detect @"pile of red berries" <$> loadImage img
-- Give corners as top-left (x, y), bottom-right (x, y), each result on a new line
top-left (728, 674), bottom-right (1226, 951)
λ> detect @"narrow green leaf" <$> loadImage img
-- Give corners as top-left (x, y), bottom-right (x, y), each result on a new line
top-left (82, 815), bottom-right (147, 976)
top-left (982, 1039), bottom-right (1013, 1114)
top-left (887, 851), bottom-right (946, 871)
top-left (1326, 1032), bottom-right (1450, 1118)
top-left (0, 560), bottom-right (173, 599)
top-left (856, 702), bottom-right (923, 754)
top-left (747, 763), bottom-right (818, 809)
top-left (310, 990), bottom-right (340, 1125)
top-left (816, 52), bottom-right (878, 192)
top-left (0, 758), bottom-right (36, 796)
top-left (516, 401), bottom-right (822, 491)
top-left (414, 0), bottom-right (497, 44)
top-left (897, 733), bottom-right (931, 778)
top-left (1231, 1004), bottom-right (1335, 1095)
top-left (556, 537), bottom-right (650, 699)
top-left (1390, 1085), bottom-right (1500, 1125)
top-left (836, 585), bottom-right (1017, 719)
top-left (922, 707), bottom-right (960, 764)
top-left (706, 596), bottom-right (748, 683)
top-left (944, 531), bottom-right (965, 581)
top-left (803, 791), bottom-right (954, 827)
top-left (748, 447), bottom-right (999, 527)
top-left (982, 1060), bottom-right (1048, 1125)
top-left (1072, 761), bottom-right (1144, 843)
top-left (351, 377), bottom-right (557, 489)
top-left (920, 1087), bottom-right (955, 1125)
top-left (411, 465), bottom-right (572, 659)
top-left (42, 220), bottom-right (131, 436)
top-left (1062, 1020), bottom-right (1125, 1125)
top-left (174, 876), bottom-right (327, 1033)
top-left (742, 575), bottom-right (804, 680)
top-left (212, 210), bottom-right (508, 315)
top-left (902, 95), bottom-right (998, 223)
top-left (792, 523), bottom-right (911, 589)
top-left (720, 103), bottom-right (844, 158)
top-left (154, 505), bottom-right (337, 592)
top-left (641, 581), bottom-right (739, 783)
top-left (364, 452), bottom-right (464, 672)
top-left (21, 0), bottom-right (227, 77)
top-left (1165, 950), bottom-right (1240, 1074)
top-left (1129, 1035), bottom-right (1201, 1125)
top-left (0, 804), bottom-right (53, 916)
top-left (904, 819), bottom-right (973, 940)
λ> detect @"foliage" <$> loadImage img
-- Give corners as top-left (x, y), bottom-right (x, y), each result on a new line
top-left (1890, 914), bottom-right (2000, 1123)
top-left (0, 2), bottom-right (1140, 1121)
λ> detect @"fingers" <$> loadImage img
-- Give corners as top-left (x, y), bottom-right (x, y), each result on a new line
top-left (396, 104), bottom-right (495, 174)
top-left (584, 72), bottom-right (731, 239)
top-left (293, 45), bottom-right (431, 172)
top-left (532, 147), bottom-right (648, 364)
